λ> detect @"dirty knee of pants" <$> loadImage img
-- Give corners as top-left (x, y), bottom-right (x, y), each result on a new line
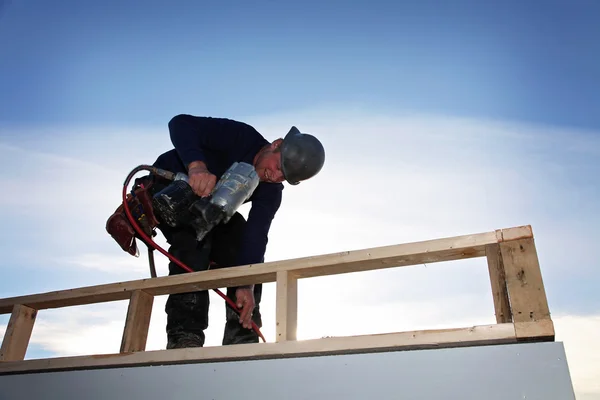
top-left (166, 291), bottom-right (210, 337)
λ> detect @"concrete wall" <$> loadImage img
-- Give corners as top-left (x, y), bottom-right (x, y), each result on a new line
top-left (0, 342), bottom-right (576, 400)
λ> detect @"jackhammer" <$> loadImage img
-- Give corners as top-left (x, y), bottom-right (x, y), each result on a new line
top-left (109, 162), bottom-right (265, 342)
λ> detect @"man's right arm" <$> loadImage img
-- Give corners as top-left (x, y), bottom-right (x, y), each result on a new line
top-left (168, 114), bottom-right (252, 167)
top-left (187, 161), bottom-right (216, 197)
top-left (168, 114), bottom-right (211, 169)
top-left (168, 114), bottom-right (245, 197)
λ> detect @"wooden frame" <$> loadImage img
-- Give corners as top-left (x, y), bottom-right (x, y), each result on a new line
top-left (0, 225), bottom-right (553, 375)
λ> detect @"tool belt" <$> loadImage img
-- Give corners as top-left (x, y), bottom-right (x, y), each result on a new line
top-left (105, 176), bottom-right (159, 257)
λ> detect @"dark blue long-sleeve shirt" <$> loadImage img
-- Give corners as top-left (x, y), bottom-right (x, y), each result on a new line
top-left (152, 114), bottom-right (283, 267)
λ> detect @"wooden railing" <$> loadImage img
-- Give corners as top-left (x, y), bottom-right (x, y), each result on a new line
top-left (0, 225), bottom-right (553, 374)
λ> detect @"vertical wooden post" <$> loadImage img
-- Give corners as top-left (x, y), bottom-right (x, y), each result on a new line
top-left (0, 304), bottom-right (37, 361)
top-left (276, 270), bottom-right (298, 342)
top-left (486, 243), bottom-right (513, 323)
top-left (499, 238), bottom-right (554, 340)
top-left (120, 290), bottom-right (154, 353)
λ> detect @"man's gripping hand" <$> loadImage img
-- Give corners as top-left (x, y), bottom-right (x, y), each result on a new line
top-left (235, 286), bottom-right (256, 329)
top-left (187, 161), bottom-right (217, 197)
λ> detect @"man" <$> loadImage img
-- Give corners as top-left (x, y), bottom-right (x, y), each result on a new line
top-left (149, 114), bottom-right (325, 349)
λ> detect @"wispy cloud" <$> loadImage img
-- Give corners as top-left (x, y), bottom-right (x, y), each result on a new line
top-left (59, 253), bottom-right (153, 275)
top-left (24, 302), bottom-right (130, 357)
top-left (0, 108), bottom-right (598, 397)
top-left (554, 315), bottom-right (600, 398)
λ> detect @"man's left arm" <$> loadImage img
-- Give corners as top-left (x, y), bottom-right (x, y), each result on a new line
top-left (234, 184), bottom-right (283, 328)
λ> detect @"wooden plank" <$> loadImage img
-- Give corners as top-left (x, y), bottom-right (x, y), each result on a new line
top-left (120, 291), bottom-right (154, 353)
top-left (515, 319), bottom-right (555, 342)
top-left (0, 227), bottom-right (530, 314)
top-left (0, 323), bottom-right (519, 375)
top-left (276, 271), bottom-right (298, 342)
top-left (500, 238), bottom-right (551, 338)
top-left (495, 225), bottom-right (533, 242)
top-left (0, 305), bottom-right (37, 361)
top-left (0, 270), bottom-right (276, 315)
top-left (485, 244), bottom-right (512, 323)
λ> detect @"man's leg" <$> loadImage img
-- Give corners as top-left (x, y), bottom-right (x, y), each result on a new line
top-left (146, 175), bottom-right (213, 349)
top-left (223, 284), bottom-right (262, 345)
top-left (209, 213), bottom-right (263, 345)
top-left (161, 226), bottom-right (212, 349)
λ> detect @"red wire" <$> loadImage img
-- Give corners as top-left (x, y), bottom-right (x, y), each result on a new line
top-left (122, 170), bottom-right (266, 343)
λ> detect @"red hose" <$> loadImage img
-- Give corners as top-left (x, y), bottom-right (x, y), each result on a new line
top-left (122, 166), bottom-right (266, 343)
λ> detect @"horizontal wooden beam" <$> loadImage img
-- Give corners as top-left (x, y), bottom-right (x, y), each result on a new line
top-left (0, 322), bottom-right (527, 375)
top-left (0, 226), bottom-right (533, 314)
top-left (515, 320), bottom-right (555, 342)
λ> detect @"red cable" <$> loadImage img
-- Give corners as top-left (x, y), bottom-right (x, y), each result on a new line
top-left (122, 167), bottom-right (266, 343)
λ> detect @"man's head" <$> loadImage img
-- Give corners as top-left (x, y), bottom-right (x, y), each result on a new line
top-left (254, 126), bottom-right (325, 185)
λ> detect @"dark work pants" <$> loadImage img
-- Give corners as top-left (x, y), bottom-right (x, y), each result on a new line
top-left (150, 178), bottom-right (262, 347)
top-left (159, 213), bottom-right (263, 347)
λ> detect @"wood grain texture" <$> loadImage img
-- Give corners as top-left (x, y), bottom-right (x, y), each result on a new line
top-left (120, 290), bottom-right (154, 353)
top-left (515, 319), bottom-right (555, 341)
top-left (0, 226), bottom-right (531, 314)
top-left (0, 225), bottom-right (549, 375)
top-left (486, 244), bottom-right (513, 323)
top-left (500, 238), bottom-right (551, 334)
top-left (495, 225), bottom-right (533, 242)
top-left (0, 305), bottom-right (37, 361)
top-left (0, 323), bottom-right (521, 375)
top-left (276, 271), bottom-right (298, 342)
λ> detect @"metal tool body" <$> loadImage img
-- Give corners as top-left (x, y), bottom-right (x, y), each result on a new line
top-left (152, 162), bottom-right (260, 241)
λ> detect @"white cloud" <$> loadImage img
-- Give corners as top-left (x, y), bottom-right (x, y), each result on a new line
top-left (0, 109), bottom-right (598, 397)
top-left (2, 109), bottom-right (597, 273)
top-left (59, 253), bottom-right (153, 275)
top-left (26, 305), bottom-right (129, 357)
top-left (554, 314), bottom-right (600, 398)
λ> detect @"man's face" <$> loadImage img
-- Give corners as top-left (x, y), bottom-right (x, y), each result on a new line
top-left (255, 140), bottom-right (285, 183)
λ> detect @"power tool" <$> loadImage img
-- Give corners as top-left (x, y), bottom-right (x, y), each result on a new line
top-left (151, 161), bottom-right (260, 242)
top-left (107, 161), bottom-right (266, 342)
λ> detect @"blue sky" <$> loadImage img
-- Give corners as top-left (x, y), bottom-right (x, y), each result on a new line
top-left (1, 1), bottom-right (599, 398)
top-left (1, 0), bottom-right (599, 130)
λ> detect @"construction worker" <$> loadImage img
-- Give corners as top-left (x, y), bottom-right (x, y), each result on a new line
top-left (149, 114), bottom-right (325, 349)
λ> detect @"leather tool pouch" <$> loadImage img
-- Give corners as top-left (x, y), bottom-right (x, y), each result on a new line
top-left (106, 176), bottom-right (159, 257)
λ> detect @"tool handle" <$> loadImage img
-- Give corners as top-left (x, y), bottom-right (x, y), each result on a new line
top-left (148, 166), bottom-right (189, 182)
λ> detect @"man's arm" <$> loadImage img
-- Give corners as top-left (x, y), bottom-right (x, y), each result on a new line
top-left (234, 183), bottom-right (282, 329)
top-left (168, 114), bottom-right (251, 197)
top-left (168, 114), bottom-right (254, 168)
top-left (237, 184), bottom-right (283, 267)
top-left (187, 161), bottom-right (216, 198)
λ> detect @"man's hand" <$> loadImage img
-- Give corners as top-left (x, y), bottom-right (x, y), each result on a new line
top-left (235, 286), bottom-right (256, 329)
top-left (187, 161), bottom-right (216, 197)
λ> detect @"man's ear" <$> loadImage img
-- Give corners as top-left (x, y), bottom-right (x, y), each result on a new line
top-left (272, 138), bottom-right (284, 149)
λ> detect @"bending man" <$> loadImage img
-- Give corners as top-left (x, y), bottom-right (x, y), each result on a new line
top-left (150, 114), bottom-right (325, 349)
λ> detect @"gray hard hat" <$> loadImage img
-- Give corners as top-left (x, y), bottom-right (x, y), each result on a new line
top-left (280, 126), bottom-right (325, 185)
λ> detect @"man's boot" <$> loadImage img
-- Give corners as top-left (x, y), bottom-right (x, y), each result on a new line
top-left (165, 291), bottom-right (209, 349)
top-left (167, 331), bottom-right (205, 349)
top-left (159, 220), bottom-right (213, 350)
